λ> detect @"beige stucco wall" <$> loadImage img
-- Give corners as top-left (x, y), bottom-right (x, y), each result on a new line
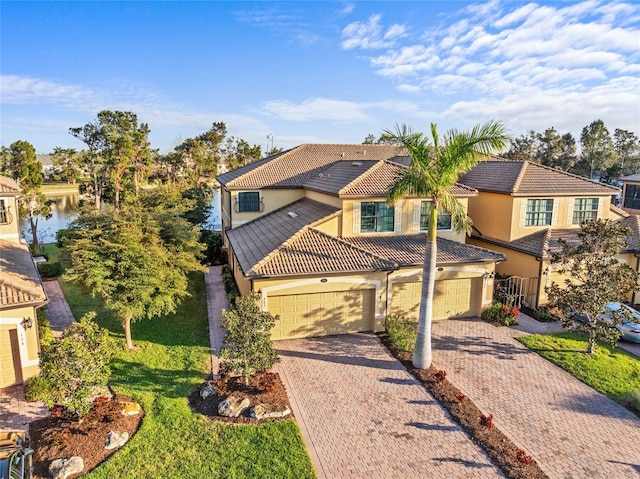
top-left (228, 189), bottom-right (305, 227)
top-left (467, 192), bottom-right (514, 240)
top-left (0, 304), bottom-right (41, 384)
top-left (0, 195), bottom-right (20, 243)
top-left (341, 197), bottom-right (469, 242)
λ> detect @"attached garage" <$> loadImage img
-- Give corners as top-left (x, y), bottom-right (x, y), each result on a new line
top-left (268, 289), bottom-right (375, 340)
top-left (0, 327), bottom-right (22, 388)
top-left (391, 278), bottom-right (483, 321)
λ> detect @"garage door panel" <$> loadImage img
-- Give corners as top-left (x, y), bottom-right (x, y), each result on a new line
top-left (269, 290), bottom-right (374, 339)
top-left (392, 278), bottom-right (481, 321)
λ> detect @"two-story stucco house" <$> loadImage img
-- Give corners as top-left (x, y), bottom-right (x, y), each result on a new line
top-left (458, 159), bottom-right (637, 309)
top-left (0, 176), bottom-right (48, 387)
top-left (217, 144), bottom-right (505, 340)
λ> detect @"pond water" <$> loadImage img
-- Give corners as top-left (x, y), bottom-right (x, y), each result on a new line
top-left (20, 187), bottom-right (222, 244)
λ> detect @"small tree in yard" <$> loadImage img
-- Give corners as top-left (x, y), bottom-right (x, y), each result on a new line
top-left (38, 312), bottom-right (117, 418)
top-left (547, 219), bottom-right (640, 354)
top-left (219, 293), bottom-right (279, 385)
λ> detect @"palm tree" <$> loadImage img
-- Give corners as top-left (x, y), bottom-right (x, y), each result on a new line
top-left (384, 121), bottom-right (510, 369)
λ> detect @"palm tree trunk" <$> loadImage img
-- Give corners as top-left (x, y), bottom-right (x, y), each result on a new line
top-left (413, 205), bottom-right (438, 369)
top-left (124, 316), bottom-right (134, 350)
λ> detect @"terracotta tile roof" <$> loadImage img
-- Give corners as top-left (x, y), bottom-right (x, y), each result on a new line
top-left (252, 228), bottom-right (397, 277)
top-left (226, 198), bottom-right (342, 275)
top-left (610, 203), bottom-right (630, 218)
top-left (344, 234), bottom-right (505, 266)
top-left (217, 144), bottom-right (405, 189)
top-left (0, 176), bottom-right (22, 195)
top-left (459, 159), bottom-right (619, 196)
top-left (303, 160), bottom-right (379, 196)
top-left (0, 240), bottom-right (47, 308)
top-left (471, 219), bottom-right (640, 259)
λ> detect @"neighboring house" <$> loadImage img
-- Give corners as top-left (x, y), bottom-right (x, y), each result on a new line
top-left (619, 173), bottom-right (640, 214)
top-left (458, 159), bottom-right (633, 309)
top-left (217, 145), bottom-right (505, 340)
top-left (37, 154), bottom-right (55, 180)
top-left (0, 176), bottom-right (48, 388)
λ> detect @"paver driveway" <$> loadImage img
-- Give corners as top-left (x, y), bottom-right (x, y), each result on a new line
top-left (432, 318), bottom-right (640, 479)
top-left (274, 333), bottom-right (503, 479)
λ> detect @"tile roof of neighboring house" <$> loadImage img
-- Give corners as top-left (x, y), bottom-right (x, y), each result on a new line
top-left (610, 203), bottom-right (630, 218)
top-left (217, 144), bottom-right (405, 189)
top-left (344, 235), bottom-right (506, 266)
top-left (620, 215), bottom-right (640, 251)
top-left (0, 176), bottom-right (22, 195)
top-left (459, 159), bottom-right (620, 196)
top-left (226, 198), bottom-right (342, 276)
top-left (0, 240), bottom-right (47, 308)
top-left (620, 174), bottom-right (640, 182)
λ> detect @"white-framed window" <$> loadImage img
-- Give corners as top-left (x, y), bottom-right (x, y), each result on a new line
top-left (361, 201), bottom-right (394, 232)
top-left (525, 199), bottom-right (553, 226)
top-left (419, 201), bottom-right (451, 231)
top-left (0, 199), bottom-right (7, 224)
top-left (572, 198), bottom-right (598, 224)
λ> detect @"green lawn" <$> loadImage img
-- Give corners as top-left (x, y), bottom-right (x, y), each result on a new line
top-left (519, 332), bottom-right (640, 408)
top-left (41, 183), bottom-right (80, 194)
top-left (57, 273), bottom-right (316, 479)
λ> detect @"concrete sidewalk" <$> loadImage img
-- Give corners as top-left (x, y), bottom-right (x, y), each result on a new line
top-left (204, 266), bottom-right (228, 378)
top-left (432, 317), bottom-right (640, 479)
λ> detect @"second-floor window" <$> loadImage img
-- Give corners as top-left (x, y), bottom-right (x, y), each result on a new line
top-left (623, 184), bottom-right (640, 210)
top-left (361, 201), bottom-right (394, 232)
top-left (573, 198), bottom-right (598, 224)
top-left (420, 201), bottom-right (452, 230)
top-left (0, 199), bottom-right (8, 224)
top-left (237, 192), bottom-right (261, 212)
top-left (525, 199), bottom-right (553, 226)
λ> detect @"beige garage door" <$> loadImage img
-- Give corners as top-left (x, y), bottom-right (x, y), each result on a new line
top-left (392, 278), bottom-right (482, 321)
top-left (268, 290), bottom-right (374, 340)
top-left (0, 328), bottom-right (22, 388)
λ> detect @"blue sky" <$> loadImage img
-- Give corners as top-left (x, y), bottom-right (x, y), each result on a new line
top-left (1, 0), bottom-right (639, 155)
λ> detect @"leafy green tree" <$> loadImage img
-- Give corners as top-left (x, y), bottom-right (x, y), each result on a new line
top-left (224, 137), bottom-right (262, 170)
top-left (5, 140), bottom-right (50, 253)
top-left (175, 122), bottom-right (226, 187)
top-left (503, 130), bottom-right (537, 162)
top-left (64, 200), bottom-right (206, 349)
top-left (504, 129), bottom-right (576, 170)
top-left (51, 147), bottom-right (83, 184)
top-left (219, 293), bottom-right (279, 385)
top-left (613, 128), bottom-right (640, 176)
top-left (574, 119), bottom-right (616, 179)
top-left (547, 219), bottom-right (640, 354)
top-left (70, 110), bottom-right (151, 209)
top-left (38, 312), bottom-right (117, 417)
top-left (383, 121), bottom-right (509, 368)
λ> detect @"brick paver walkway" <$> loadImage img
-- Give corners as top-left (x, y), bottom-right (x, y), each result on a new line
top-left (432, 318), bottom-right (640, 479)
top-left (274, 334), bottom-right (503, 479)
top-left (0, 386), bottom-right (48, 433)
top-left (204, 266), bottom-right (227, 378)
top-left (42, 279), bottom-right (75, 337)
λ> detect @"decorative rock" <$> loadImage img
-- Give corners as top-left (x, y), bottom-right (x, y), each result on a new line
top-left (250, 403), bottom-right (292, 420)
top-left (120, 401), bottom-right (142, 416)
top-left (218, 395), bottom-right (250, 417)
top-left (105, 430), bottom-right (129, 450)
top-left (200, 381), bottom-right (216, 399)
top-left (49, 456), bottom-right (84, 479)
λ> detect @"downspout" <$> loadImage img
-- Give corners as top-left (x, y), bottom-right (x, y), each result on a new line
top-left (536, 257), bottom-right (544, 310)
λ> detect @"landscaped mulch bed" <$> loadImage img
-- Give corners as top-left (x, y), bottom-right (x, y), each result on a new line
top-left (29, 395), bottom-right (143, 479)
top-left (189, 371), bottom-right (294, 424)
top-left (377, 332), bottom-right (549, 479)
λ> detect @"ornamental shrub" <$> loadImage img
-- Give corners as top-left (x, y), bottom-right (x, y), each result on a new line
top-left (481, 302), bottom-right (519, 326)
top-left (383, 314), bottom-right (417, 353)
top-left (219, 293), bottom-right (279, 385)
top-left (38, 312), bottom-right (117, 417)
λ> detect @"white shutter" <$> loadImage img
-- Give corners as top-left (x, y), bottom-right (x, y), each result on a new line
top-left (597, 198), bottom-right (604, 219)
top-left (567, 198), bottom-right (575, 225)
top-left (413, 201), bottom-right (422, 232)
top-left (519, 199), bottom-right (528, 227)
top-left (352, 202), bottom-right (361, 234)
top-left (394, 201), bottom-right (403, 232)
top-left (551, 199), bottom-right (559, 226)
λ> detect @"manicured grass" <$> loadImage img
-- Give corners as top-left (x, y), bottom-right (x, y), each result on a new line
top-left (41, 183), bottom-right (80, 194)
top-left (519, 332), bottom-right (640, 405)
top-left (57, 273), bottom-right (316, 479)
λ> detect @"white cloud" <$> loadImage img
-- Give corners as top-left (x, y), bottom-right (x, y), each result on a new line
top-left (262, 98), bottom-right (371, 122)
top-left (341, 14), bottom-right (406, 50)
